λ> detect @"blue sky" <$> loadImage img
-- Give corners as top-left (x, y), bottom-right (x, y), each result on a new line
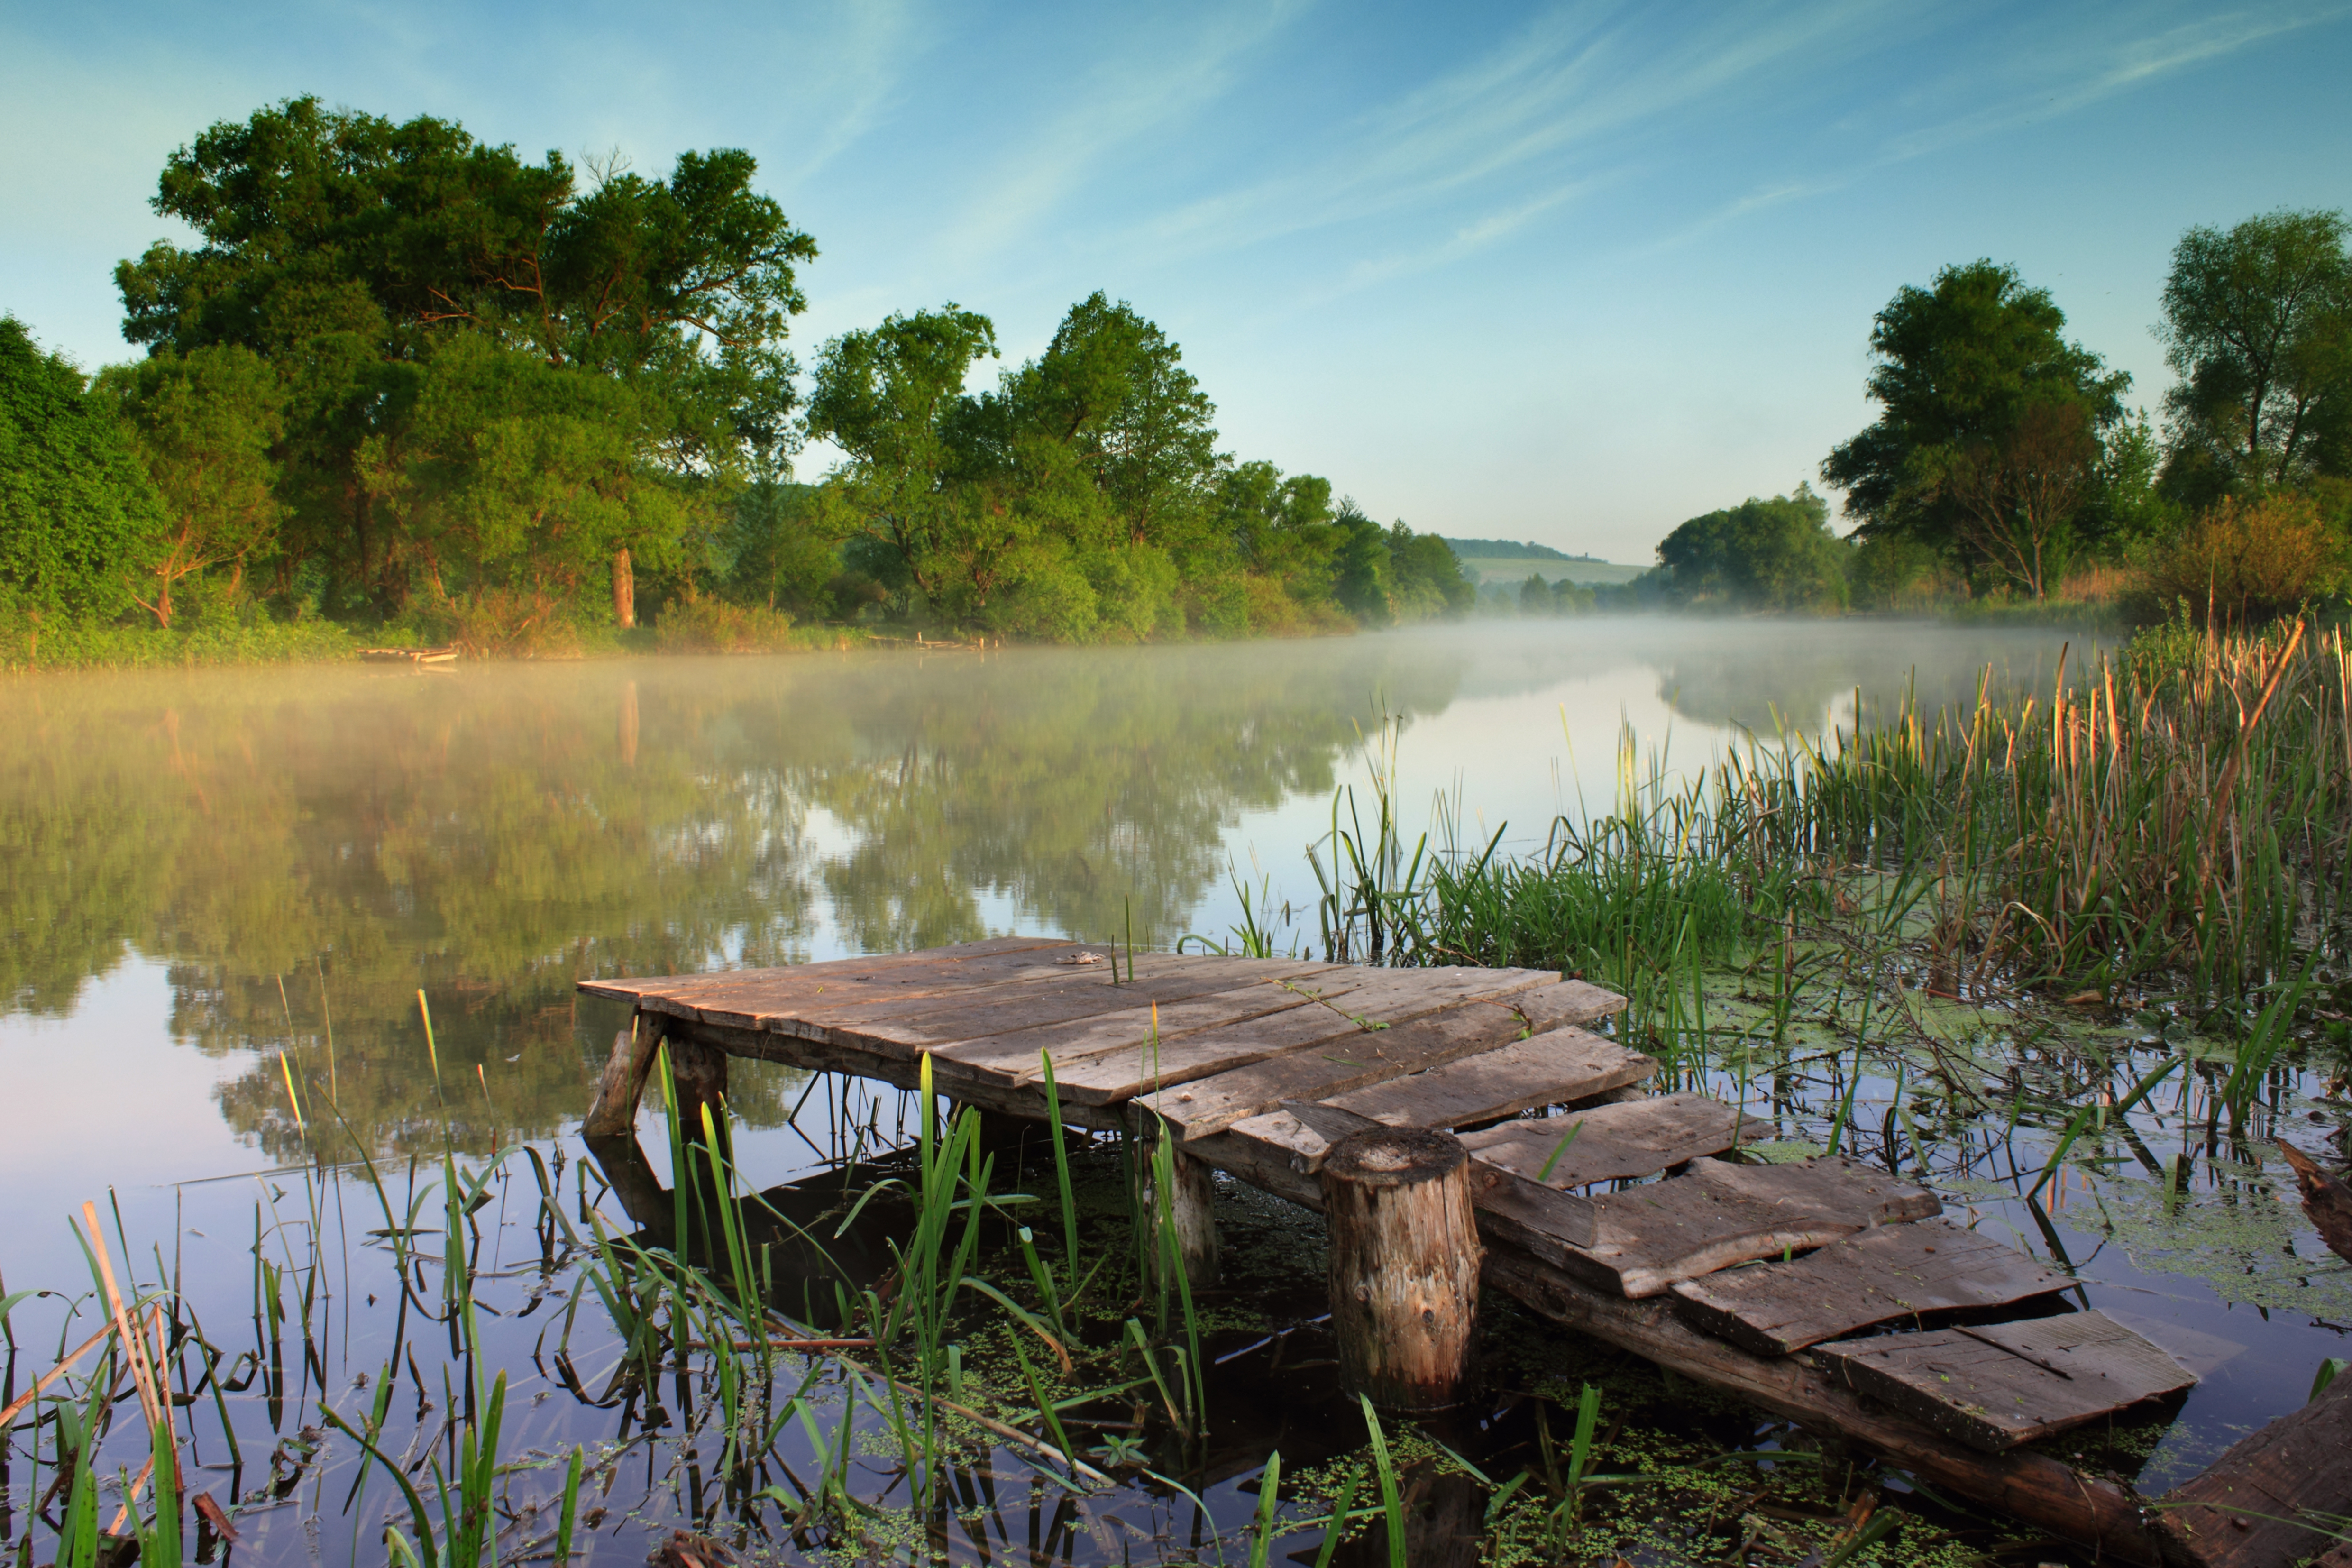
top-left (4, 1), bottom-right (2349, 561)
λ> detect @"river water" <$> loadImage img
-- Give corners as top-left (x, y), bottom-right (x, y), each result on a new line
top-left (3, 617), bottom-right (2345, 1563)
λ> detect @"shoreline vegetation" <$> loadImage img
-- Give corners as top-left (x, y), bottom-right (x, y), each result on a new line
top-left (6, 99), bottom-right (2349, 672)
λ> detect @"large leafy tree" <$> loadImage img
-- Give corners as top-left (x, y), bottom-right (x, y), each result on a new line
top-left (1656, 486), bottom-right (1849, 610)
top-left (0, 317), bottom-right (159, 627)
top-left (805, 308), bottom-right (1007, 616)
top-left (1823, 261), bottom-right (2126, 598)
top-left (98, 345), bottom-right (284, 627)
top-left (2157, 209), bottom-right (2352, 500)
top-left (114, 97), bottom-right (815, 619)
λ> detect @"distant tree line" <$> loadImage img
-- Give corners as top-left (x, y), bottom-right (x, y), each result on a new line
top-left (1583, 211), bottom-right (2352, 624)
top-left (0, 97), bottom-right (1471, 654)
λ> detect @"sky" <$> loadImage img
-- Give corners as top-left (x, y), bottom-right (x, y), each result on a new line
top-left (3, 0), bottom-right (2350, 563)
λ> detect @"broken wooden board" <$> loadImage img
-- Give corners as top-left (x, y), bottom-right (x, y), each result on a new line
top-left (1510, 979), bottom-right (1631, 1033)
top-left (1140, 982), bottom-right (1635, 1139)
top-left (1557, 1156), bottom-right (1940, 1299)
top-left (1482, 1249), bottom-right (2169, 1565)
top-left (1459, 1093), bottom-right (1757, 1189)
top-left (1812, 1311), bottom-right (2194, 1454)
top-left (1042, 966), bottom-right (1560, 1105)
top-left (1318, 1027), bottom-right (1657, 1132)
top-left (926, 975), bottom-right (1361, 1087)
top-left (1668, 1219), bottom-right (2076, 1356)
top-left (2157, 1370), bottom-right (2352, 1568)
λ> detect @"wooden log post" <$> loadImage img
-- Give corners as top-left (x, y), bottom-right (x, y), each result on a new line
top-left (1320, 1127), bottom-right (1481, 1412)
top-left (1139, 1125), bottom-right (1222, 1289)
top-left (585, 1011), bottom-right (665, 1137)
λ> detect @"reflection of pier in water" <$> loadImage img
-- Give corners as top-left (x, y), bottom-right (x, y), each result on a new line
top-left (573, 936), bottom-right (2321, 1567)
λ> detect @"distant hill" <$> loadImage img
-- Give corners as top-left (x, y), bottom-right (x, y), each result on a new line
top-left (1439, 538), bottom-right (1643, 587)
top-left (1439, 538), bottom-right (1606, 563)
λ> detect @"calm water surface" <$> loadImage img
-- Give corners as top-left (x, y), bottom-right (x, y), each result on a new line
top-left (7, 616), bottom-right (2345, 1563)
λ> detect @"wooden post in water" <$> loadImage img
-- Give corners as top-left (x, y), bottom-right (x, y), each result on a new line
top-left (1320, 1126), bottom-right (1481, 1411)
top-left (1169, 1149), bottom-right (1221, 1288)
top-left (585, 1011), bottom-right (665, 1137)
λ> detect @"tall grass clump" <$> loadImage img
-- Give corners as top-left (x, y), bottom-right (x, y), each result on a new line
top-left (1321, 623), bottom-right (2350, 1005)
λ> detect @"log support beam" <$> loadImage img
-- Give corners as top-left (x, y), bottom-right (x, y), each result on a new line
top-left (1320, 1127), bottom-right (1481, 1412)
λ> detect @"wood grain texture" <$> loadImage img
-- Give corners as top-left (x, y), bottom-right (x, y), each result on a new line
top-left (926, 979), bottom-right (1352, 1086)
top-left (1321, 1027), bottom-right (1656, 1130)
top-left (1459, 1093), bottom-right (1756, 1189)
top-left (583, 1010), bottom-right (667, 1137)
top-left (1510, 979), bottom-right (1631, 1032)
top-left (578, 936), bottom-right (1073, 1006)
top-left (1483, 1248), bottom-right (2166, 1565)
top-left (1321, 1128), bottom-right (1482, 1411)
top-left (2158, 1374), bottom-right (2352, 1568)
top-left (1669, 1219), bottom-right (2075, 1355)
top-left (1812, 1311), bottom-right (2193, 1453)
top-left (1560, 1156), bottom-right (1940, 1299)
top-left (1138, 999), bottom-right (1541, 1139)
top-left (1043, 966), bottom-right (1561, 1105)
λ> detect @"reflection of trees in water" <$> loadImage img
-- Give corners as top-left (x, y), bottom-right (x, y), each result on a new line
top-left (0, 642), bottom-right (1466, 1161)
top-left (1636, 621), bottom-right (2094, 736)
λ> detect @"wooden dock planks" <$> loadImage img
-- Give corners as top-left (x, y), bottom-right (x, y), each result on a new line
top-left (1557, 1156), bottom-right (1941, 1299)
top-left (1137, 988), bottom-right (1638, 1139)
top-left (1459, 1093), bottom-right (1754, 1189)
top-left (1042, 965), bottom-right (1563, 1105)
top-left (1669, 1219), bottom-right (2076, 1355)
top-left (580, 943), bottom-right (2234, 1565)
top-left (2157, 1372), bottom-right (2352, 1568)
top-left (1813, 1311), bottom-right (2194, 1453)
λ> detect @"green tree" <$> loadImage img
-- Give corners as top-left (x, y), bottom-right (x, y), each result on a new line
top-left (1331, 500), bottom-right (1393, 624)
top-left (2157, 209), bottom-right (2352, 500)
top-left (115, 97), bottom-right (816, 620)
top-left (0, 317), bottom-right (159, 629)
top-left (1655, 486), bottom-right (1849, 610)
top-left (1822, 260), bottom-right (2127, 598)
top-left (805, 307), bottom-right (1010, 620)
top-left (1387, 525), bottom-right (1475, 620)
top-left (98, 345), bottom-right (284, 627)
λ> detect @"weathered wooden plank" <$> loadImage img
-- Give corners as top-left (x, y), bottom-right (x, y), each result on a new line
top-left (578, 936), bottom-right (1072, 1003)
top-left (1458, 1093), bottom-right (1755, 1189)
top-left (1510, 979), bottom-right (1631, 1032)
top-left (1043, 966), bottom-right (1560, 1105)
top-left (1319, 1027), bottom-right (1656, 1131)
top-left (1482, 1249), bottom-right (2167, 1565)
top-left (1139, 1001), bottom-right (1531, 1138)
top-left (925, 975), bottom-right (1357, 1086)
top-left (600, 943), bottom-right (1098, 1025)
top-left (1188, 1111), bottom-right (1326, 1208)
top-left (1812, 1311), bottom-right (2194, 1454)
top-left (1139, 981), bottom-right (1632, 1140)
top-left (659, 1018), bottom-right (1129, 1133)
top-left (808, 957), bottom-right (1346, 1056)
top-left (1558, 1156), bottom-right (1940, 1299)
top-left (1669, 1219), bottom-right (2075, 1356)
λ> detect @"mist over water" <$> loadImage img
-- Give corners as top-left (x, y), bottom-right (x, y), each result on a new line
top-left (0, 619), bottom-right (2086, 1214)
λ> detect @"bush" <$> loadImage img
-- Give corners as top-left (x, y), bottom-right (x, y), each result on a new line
top-left (2137, 494), bottom-right (2344, 625)
top-left (650, 589), bottom-right (802, 652)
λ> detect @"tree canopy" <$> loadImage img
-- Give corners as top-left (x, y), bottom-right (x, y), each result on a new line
top-left (0, 318), bottom-right (160, 626)
top-left (1822, 260), bottom-right (2128, 599)
top-left (111, 96), bottom-right (816, 628)
top-left (1654, 486), bottom-right (1848, 611)
top-left (2157, 209), bottom-right (2352, 503)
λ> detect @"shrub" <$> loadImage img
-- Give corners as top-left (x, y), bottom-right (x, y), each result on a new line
top-left (651, 589), bottom-right (800, 652)
top-left (2138, 493), bottom-right (2344, 625)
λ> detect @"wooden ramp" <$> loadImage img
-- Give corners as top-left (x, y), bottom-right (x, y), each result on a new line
top-left (580, 939), bottom-right (2210, 1566)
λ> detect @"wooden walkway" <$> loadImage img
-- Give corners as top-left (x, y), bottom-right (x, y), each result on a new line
top-left (576, 937), bottom-right (2310, 1568)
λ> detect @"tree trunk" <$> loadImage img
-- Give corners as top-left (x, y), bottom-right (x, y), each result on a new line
top-left (1321, 1127), bottom-right (1481, 1411)
top-left (613, 547), bottom-right (636, 629)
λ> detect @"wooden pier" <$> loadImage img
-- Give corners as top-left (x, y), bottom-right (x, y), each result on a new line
top-left (578, 937), bottom-right (2343, 1568)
